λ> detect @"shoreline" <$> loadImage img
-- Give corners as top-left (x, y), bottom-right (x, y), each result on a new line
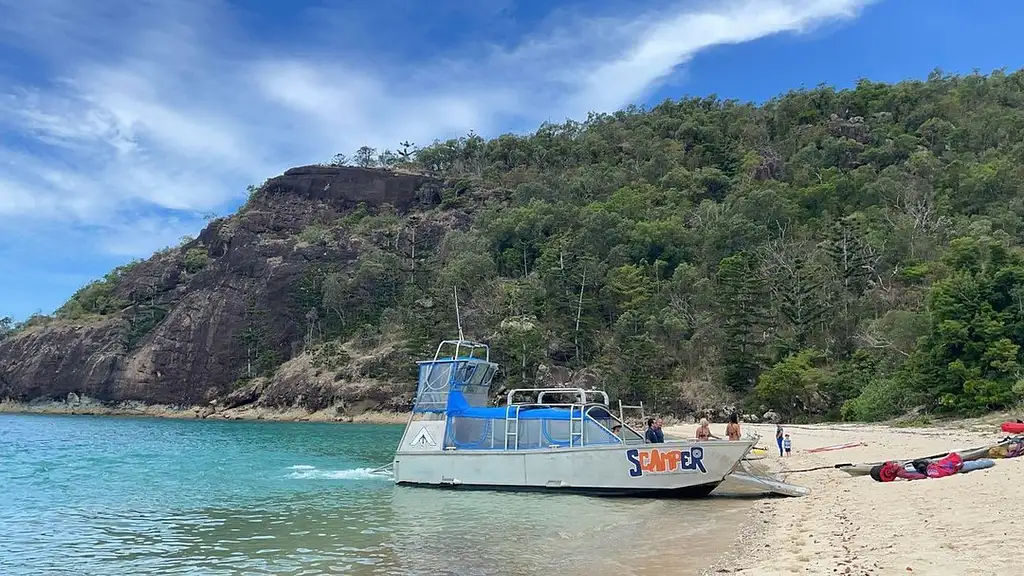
top-left (8, 398), bottom-right (1021, 572)
top-left (0, 398), bottom-right (411, 424)
top-left (667, 420), bottom-right (1023, 575)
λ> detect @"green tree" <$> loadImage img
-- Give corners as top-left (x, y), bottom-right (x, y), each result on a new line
top-left (755, 349), bottom-right (829, 419)
top-left (354, 146), bottom-right (378, 168)
top-left (904, 236), bottom-right (1024, 412)
top-left (715, 252), bottom-right (771, 392)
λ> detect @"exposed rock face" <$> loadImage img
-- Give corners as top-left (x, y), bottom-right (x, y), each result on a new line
top-left (264, 166), bottom-right (441, 213)
top-left (0, 320), bottom-right (126, 401)
top-left (0, 166), bottom-right (445, 413)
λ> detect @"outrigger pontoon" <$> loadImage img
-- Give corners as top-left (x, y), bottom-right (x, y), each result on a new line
top-left (383, 338), bottom-right (796, 497)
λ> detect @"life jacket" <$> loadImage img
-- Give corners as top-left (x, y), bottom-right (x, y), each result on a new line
top-left (871, 452), bottom-right (964, 482)
top-left (926, 452), bottom-right (963, 478)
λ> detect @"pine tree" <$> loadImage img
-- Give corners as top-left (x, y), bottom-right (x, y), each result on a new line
top-left (777, 256), bottom-right (829, 352)
top-left (822, 217), bottom-right (874, 352)
top-left (715, 252), bottom-right (772, 392)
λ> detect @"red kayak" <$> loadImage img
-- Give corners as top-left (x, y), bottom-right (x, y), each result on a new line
top-left (1001, 421), bottom-right (1024, 434)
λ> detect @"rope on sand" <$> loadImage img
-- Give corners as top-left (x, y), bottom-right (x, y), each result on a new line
top-left (778, 464), bottom-right (846, 474)
top-left (804, 441), bottom-right (867, 453)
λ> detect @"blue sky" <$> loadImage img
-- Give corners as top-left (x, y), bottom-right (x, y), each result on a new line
top-left (0, 0), bottom-right (1022, 321)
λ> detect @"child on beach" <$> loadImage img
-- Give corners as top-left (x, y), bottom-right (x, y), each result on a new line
top-left (783, 433), bottom-right (792, 456)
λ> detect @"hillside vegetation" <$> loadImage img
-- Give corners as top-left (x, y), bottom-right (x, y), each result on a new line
top-left (9, 69), bottom-right (1024, 422)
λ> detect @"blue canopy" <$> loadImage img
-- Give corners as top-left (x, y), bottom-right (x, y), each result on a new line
top-left (446, 391), bottom-right (613, 420)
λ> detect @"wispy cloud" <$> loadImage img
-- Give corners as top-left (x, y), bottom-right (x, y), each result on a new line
top-left (0, 0), bottom-right (876, 316)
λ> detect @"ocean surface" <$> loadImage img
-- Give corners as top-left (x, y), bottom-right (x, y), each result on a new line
top-left (1, 414), bottom-right (750, 575)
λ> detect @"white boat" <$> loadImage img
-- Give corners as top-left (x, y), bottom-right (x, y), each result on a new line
top-left (388, 339), bottom-right (760, 497)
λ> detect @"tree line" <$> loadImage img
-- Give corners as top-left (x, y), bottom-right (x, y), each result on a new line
top-left (18, 68), bottom-right (1024, 423)
top-left (313, 69), bottom-right (1024, 422)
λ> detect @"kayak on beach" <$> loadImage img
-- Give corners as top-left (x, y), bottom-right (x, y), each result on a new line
top-left (869, 453), bottom-right (996, 482)
top-left (835, 436), bottom-right (1023, 477)
top-left (1000, 421), bottom-right (1024, 434)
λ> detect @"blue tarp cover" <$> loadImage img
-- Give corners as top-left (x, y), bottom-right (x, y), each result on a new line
top-left (446, 391), bottom-right (613, 420)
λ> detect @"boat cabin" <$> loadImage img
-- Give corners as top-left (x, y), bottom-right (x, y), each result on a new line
top-left (406, 339), bottom-right (645, 451)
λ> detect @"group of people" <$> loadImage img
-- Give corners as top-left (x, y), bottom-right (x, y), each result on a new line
top-left (642, 413), bottom-right (743, 443)
top-left (642, 415), bottom-right (793, 457)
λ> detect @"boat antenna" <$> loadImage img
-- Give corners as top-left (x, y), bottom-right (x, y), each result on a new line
top-left (453, 285), bottom-right (465, 341)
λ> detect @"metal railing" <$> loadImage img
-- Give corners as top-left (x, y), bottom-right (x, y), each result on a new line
top-left (507, 387), bottom-right (610, 407)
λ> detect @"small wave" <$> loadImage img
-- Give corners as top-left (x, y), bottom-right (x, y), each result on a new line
top-left (286, 465), bottom-right (316, 470)
top-left (286, 466), bottom-right (385, 481)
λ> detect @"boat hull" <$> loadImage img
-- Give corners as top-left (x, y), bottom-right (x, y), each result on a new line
top-left (393, 439), bottom-right (754, 497)
top-left (394, 480), bottom-right (722, 498)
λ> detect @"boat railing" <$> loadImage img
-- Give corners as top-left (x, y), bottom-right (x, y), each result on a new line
top-left (497, 396), bottom-right (642, 448)
top-left (502, 400), bottom-right (590, 448)
top-left (507, 387), bottom-right (610, 407)
top-left (431, 339), bottom-right (490, 362)
top-left (586, 405), bottom-right (645, 445)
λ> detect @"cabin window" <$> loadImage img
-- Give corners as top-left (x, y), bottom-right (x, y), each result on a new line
top-left (468, 364), bottom-right (493, 386)
top-left (455, 362), bottom-right (477, 384)
top-left (446, 416), bottom-right (491, 449)
top-left (413, 362), bottom-right (454, 413)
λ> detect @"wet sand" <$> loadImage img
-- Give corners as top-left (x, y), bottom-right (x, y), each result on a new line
top-left (666, 420), bottom-right (1022, 576)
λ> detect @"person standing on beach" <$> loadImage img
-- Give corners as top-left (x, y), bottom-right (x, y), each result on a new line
top-left (783, 433), bottom-right (792, 456)
top-left (645, 418), bottom-right (665, 443)
top-left (775, 423), bottom-right (785, 456)
top-left (725, 413), bottom-right (741, 440)
top-left (695, 418), bottom-right (719, 440)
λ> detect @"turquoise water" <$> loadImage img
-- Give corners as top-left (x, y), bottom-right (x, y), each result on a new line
top-left (1, 414), bottom-right (748, 575)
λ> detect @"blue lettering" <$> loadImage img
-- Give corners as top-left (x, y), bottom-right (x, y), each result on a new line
top-left (690, 447), bottom-right (707, 473)
top-left (625, 448), bottom-right (642, 477)
top-left (680, 450), bottom-right (692, 470)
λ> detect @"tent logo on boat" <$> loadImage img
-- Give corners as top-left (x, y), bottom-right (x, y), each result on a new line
top-left (625, 447), bottom-right (707, 477)
top-left (409, 427), bottom-right (437, 447)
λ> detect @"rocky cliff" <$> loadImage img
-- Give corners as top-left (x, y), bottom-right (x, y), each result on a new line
top-left (0, 166), bottom-right (457, 418)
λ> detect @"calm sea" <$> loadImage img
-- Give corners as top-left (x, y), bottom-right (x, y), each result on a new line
top-left (0, 414), bottom-right (750, 575)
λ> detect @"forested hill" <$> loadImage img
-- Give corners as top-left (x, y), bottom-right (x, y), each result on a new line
top-left (3, 69), bottom-right (1024, 422)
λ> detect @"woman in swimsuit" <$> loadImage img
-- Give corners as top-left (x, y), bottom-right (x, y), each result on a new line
top-left (726, 413), bottom-right (741, 441)
top-left (695, 418), bottom-right (718, 441)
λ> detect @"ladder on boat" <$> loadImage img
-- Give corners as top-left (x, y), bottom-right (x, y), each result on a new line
top-left (569, 405), bottom-right (585, 447)
top-left (504, 404), bottom-right (520, 450)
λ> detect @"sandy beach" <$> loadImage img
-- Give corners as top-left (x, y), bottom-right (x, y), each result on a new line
top-left (664, 419), bottom-right (1022, 576)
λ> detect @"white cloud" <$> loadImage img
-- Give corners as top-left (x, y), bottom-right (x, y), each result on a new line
top-left (0, 0), bottom-right (877, 262)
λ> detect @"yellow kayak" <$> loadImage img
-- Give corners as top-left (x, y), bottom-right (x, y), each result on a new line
top-left (743, 446), bottom-right (769, 461)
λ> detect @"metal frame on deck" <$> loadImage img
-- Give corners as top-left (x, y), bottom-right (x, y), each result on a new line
top-left (498, 387), bottom-right (643, 449)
